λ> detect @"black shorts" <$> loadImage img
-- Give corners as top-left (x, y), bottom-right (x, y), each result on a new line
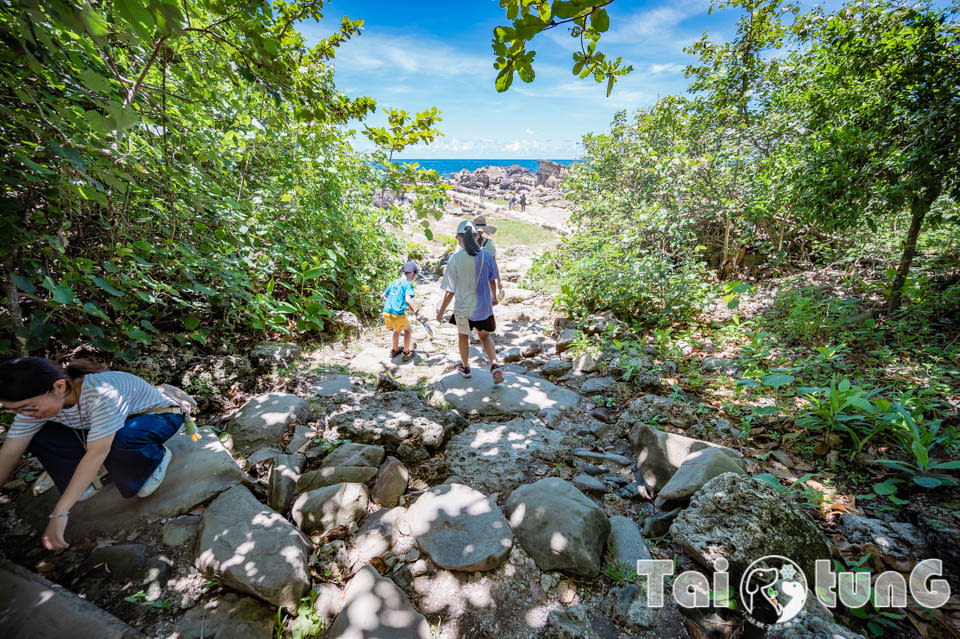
top-left (449, 313), bottom-right (496, 332)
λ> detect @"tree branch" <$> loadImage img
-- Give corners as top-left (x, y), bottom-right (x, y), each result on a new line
top-left (125, 36), bottom-right (168, 107)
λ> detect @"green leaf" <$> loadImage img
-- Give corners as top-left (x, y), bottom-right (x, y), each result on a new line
top-left (495, 66), bottom-right (514, 92)
top-left (761, 373), bottom-right (795, 388)
top-left (754, 473), bottom-right (785, 491)
top-left (116, 0), bottom-right (156, 39)
top-left (92, 276), bottom-right (124, 297)
top-left (838, 378), bottom-right (851, 392)
top-left (872, 481), bottom-right (898, 496)
top-left (11, 274), bottom-right (36, 294)
top-left (303, 267), bottom-right (324, 281)
top-left (846, 396), bottom-right (874, 411)
top-left (79, 68), bottom-right (111, 94)
top-left (913, 476), bottom-right (942, 489)
top-left (929, 460), bottom-right (960, 470)
top-left (83, 302), bottom-right (109, 320)
top-left (591, 9), bottom-right (610, 33)
top-left (80, 2), bottom-right (110, 41)
top-left (183, 317), bottom-right (200, 330)
top-left (911, 440), bottom-right (929, 468)
top-left (52, 284), bottom-right (75, 304)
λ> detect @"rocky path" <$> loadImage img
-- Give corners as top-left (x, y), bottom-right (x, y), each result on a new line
top-left (1, 243), bottom-right (922, 639)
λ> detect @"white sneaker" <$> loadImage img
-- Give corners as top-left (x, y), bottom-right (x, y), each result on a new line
top-left (77, 467), bottom-right (107, 501)
top-left (137, 445), bottom-right (172, 498)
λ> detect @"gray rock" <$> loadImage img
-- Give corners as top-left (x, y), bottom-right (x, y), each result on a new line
top-left (246, 447), bottom-right (282, 467)
top-left (670, 473), bottom-right (831, 581)
top-left (546, 604), bottom-right (602, 639)
top-left (345, 507), bottom-right (415, 569)
top-left (177, 592), bottom-right (275, 639)
top-left (327, 565), bottom-right (430, 638)
top-left (407, 483), bottom-right (512, 571)
top-left (572, 448), bottom-right (633, 466)
top-left (292, 482), bottom-right (369, 536)
top-left (0, 559), bottom-right (146, 639)
top-left (309, 373), bottom-right (358, 398)
top-left (430, 370), bottom-right (579, 417)
top-left (572, 352), bottom-right (599, 375)
top-left (321, 442), bottom-right (385, 468)
top-left (766, 612), bottom-right (867, 639)
top-left (619, 484), bottom-right (650, 500)
top-left (540, 359), bottom-right (573, 378)
top-left (18, 430), bottom-right (248, 539)
top-left (656, 447), bottom-right (746, 504)
top-left (702, 357), bottom-right (738, 374)
top-left (161, 515), bottom-right (200, 549)
top-left (603, 584), bottom-right (689, 638)
top-left (580, 376), bottom-right (615, 395)
top-left (296, 466), bottom-right (377, 493)
top-left (374, 457), bottom-right (409, 507)
top-left (603, 475), bottom-right (630, 487)
top-left (268, 453), bottom-right (305, 514)
top-left (840, 514), bottom-right (929, 561)
top-left (539, 407), bottom-right (562, 427)
top-left (643, 508), bottom-right (682, 537)
top-left (330, 310), bottom-right (362, 338)
top-left (182, 355), bottom-right (253, 395)
top-left (445, 417), bottom-right (566, 494)
top-left (88, 544), bottom-right (146, 580)
top-left (572, 473), bottom-right (609, 494)
top-left (229, 392), bottom-right (313, 451)
top-left (521, 341), bottom-right (543, 358)
top-left (589, 406), bottom-right (613, 423)
top-left (346, 346), bottom-right (399, 376)
top-left (583, 464), bottom-right (605, 476)
top-left (507, 478), bottom-right (610, 576)
top-left (626, 394), bottom-right (699, 429)
top-left (313, 582), bottom-right (343, 627)
top-left (248, 341), bottom-right (301, 373)
top-left (286, 425), bottom-right (312, 454)
top-left (588, 420), bottom-right (612, 438)
top-left (327, 391), bottom-right (452, 449)
top-left (609, 516), bottom-right (652, 572)
top-left (196, 485), bottom-right (311, 612)
top-left (502, 347), bottom-right (523, 363)
top-left (556, 328), bottom-right (579, 353)
top-left (628, 425), bottom-right (740, 489)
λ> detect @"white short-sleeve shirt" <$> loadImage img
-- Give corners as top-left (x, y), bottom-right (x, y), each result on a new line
top-left (7, 371), bottom-right (174, 442)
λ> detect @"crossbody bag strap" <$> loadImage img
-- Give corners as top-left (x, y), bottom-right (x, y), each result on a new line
top-left (474, 249), bottom-right (485, 290)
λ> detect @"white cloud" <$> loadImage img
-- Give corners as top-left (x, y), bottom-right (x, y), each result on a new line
top-left (525, 128), bottom-right (534, 135)
top-left (650, 63), bottom-right (686, 74)
top-left (330, 32), bottom-right (489, 79)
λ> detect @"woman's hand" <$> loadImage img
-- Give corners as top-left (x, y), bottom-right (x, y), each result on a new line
top-left (42, 514), bottom-right (70, 551)
top-left (435, 310), bottom-right (444, 323)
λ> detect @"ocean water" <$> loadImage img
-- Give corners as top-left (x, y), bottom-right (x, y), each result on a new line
top-left (392, 158), bottom-right (576, 177)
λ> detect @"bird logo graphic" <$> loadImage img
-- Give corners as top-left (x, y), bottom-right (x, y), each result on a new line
top-left (740, 556), bottom-right (808, 627)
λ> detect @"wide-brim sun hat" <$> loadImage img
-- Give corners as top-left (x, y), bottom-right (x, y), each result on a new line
top-left (457, 220), bottom-right (479, 236)
top-left (472, 215), bottom-right (497, 235)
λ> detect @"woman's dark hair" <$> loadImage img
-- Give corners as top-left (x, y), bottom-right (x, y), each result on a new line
top-left (0, 357), bottom-right (107, 402)
top-left (459, 229), bottom-right (480, 256)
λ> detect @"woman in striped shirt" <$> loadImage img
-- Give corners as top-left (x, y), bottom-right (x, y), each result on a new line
top-left (0, 357), bottom-right (184, 550)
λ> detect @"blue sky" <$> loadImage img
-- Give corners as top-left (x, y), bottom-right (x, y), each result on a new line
top-left (294, 1), bottom-right (774, 159)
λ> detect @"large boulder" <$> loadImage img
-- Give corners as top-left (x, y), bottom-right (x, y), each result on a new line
top-left (248, 341), bottom-right (301, 373)
top-left (840, 514), bottom-right (930, 564)
top-left (407, 483), bottom-right (513, 572)
top-left (326, 391), bottom-right (454, 449)
top-left (0, 560), bottom-right (145, 639)
top-left (629, 424), bottom-right (740, 489)
top-left (329, 310), bottom-right (362, 338)
top-left (669, 473), bottom-right (831, 582)
top-left (602, 585), bottom-right (689, 639)
top-left (292, 482), bottom-right (369, 536)
top-left (625, 394), bottom-right (699, 430)
top-left (181, 354), bottom-right (253, 395)
top-left (445, 417), bottom-right (567, 494)
top-left (195, 485), bottom-right (311, 613)
top-left (327, 565), bottom-right (431, 639)
top-left (321, 442), bottom-right (385, 468)
top-left (430, 370), bottom-right (579, 417)
top-left (296, 466), bottom-right (377, 493)
top-left (268, 453), bottom-right (305, 514)
top-left (506, 478), bottom-right (610, 576)
top-left (176, 592), bottom-right (276, 639)
top-left (228, 392), bottom-right (313, 451)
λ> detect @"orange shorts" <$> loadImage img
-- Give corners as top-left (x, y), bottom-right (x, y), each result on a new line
top-left (383, 312), bottom-right (410, 331)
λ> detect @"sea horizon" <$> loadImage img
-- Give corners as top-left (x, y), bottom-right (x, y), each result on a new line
top-left (392, 158), bottom-right (577, 177)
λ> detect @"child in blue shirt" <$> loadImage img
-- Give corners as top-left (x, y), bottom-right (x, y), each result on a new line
top-left (382, 261), bottom-right (421, 360)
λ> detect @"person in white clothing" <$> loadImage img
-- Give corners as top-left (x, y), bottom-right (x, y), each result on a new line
top-left (0, 357), bottom-right (183, 550)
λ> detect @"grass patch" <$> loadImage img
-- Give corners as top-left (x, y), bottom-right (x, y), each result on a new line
top-left (488, 198), bottom-right (508, 205)
top-left (489, 217), bottom-right (557, 248)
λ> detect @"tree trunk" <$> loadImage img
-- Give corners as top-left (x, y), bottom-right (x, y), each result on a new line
top-left (3, 258), bottom-right (26, 355)
top-left (887, 188), bottom-right (938, 314)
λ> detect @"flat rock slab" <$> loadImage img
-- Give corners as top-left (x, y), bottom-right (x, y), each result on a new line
top-left (18, 430), bottom-right (248, 539)
top-left (292, 482), bottom-right (369, 536)
top-left (430, 370), bottom-right (580, 416)
top-left (296, 466), bottom-right (377, 493)
top-left (327, 565), bottom-right (431, 639)
top-left (321, 442), bottom-right (385, 468)
top-left (657, 447), bottom-right (746, 504)
top-left (326, 391), bottom-right (453, 449)
top-left (177, 592), bottom-right (276, 639)
top-left (445, 417), bottom-right (566, 494)
top-left (229, 392), bottom-right (313, 450)
top-left (347, 346), bottom-right (400, 376)
top-left (629, 425), bottom-right (740, 489)
top-left (0, 559), bottom-right (145, 639)
top-left (609, 516), bottom-right (652, 572)
top-left (309, 374), bottom-right (361, 397)
top-left (196, 485), bottom-right (311, 613)
top-left (572, 449), bottom-right (633, 466)
top-left (407, 483), bottom-right (513, 572)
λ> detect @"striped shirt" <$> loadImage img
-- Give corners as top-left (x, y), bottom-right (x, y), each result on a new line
top-left (7, 371), bottom-right (174, 442)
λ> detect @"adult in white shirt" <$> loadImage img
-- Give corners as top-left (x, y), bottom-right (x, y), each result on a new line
top-left (436, 220), bottom-right (504, 383)
top-left (0, 357), bottom-right (183, 550)
top-left (473, 215), bottom-right (504, 300)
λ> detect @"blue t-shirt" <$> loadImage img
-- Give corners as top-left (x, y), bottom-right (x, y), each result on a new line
top-left (383, 277), bottom-right (415, 315)
top-left (470, 249), bottom-right (499, 321)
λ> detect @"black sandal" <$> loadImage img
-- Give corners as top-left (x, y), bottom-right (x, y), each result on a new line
top-left (402, 349), bottom-right (415, 361)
